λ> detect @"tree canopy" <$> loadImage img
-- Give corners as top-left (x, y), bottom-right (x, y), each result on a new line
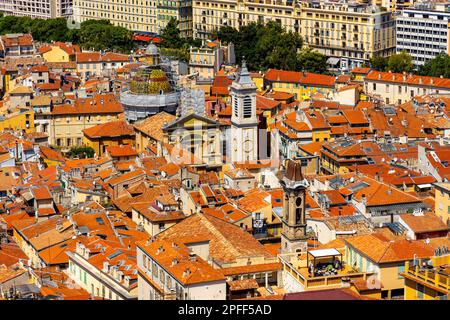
top-left (0, 15), bottom-right (135, 53)
top-left (158, 18), bottom-right (201, 61)
top-left (212, 22), bottom-right (328, 73)
top-left (387, 51), bottom-right (414, 73)
top-left (67, 146), bottom-right (95, 159)
top-left (418, 53), bottom-right (450, 78)
top-left (368, 52), bottom-right (414, 74)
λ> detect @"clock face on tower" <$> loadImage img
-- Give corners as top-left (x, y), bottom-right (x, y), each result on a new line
top-left (243, 138), bottom-right (253, 153)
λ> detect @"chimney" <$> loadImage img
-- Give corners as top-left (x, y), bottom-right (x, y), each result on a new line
top-left (103, 261), bottom-right (109, 272)
top-left (183, 268), bottom-right (191, 277)
top-left (361, 194), bottom-right (366, 205)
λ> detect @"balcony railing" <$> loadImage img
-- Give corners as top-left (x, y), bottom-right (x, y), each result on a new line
top-left (278, 253), bottom-right (372, 290)
top-left (404, 261), bottom-right (450, 292)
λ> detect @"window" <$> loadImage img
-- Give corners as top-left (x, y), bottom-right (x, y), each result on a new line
top-left (233, 96), bottom-right (238, 117)
top-left (243, 96), bottom-right (252, 118)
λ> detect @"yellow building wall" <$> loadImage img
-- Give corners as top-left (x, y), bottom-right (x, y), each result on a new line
top-left (435, 187), bottom-right (450, 225)
top-left (404, 278), bottom-right (444, 300)
top-left (312, 129), bottom-right (330, 142)
top-left (42, 46), bottom-right (71, 63)
top-left (271, 81), bottom-right (333, 101)
top-left (51, 113), bottom-right (124, 147)
top-left (0, 111), bottom-right (35, 133)
top-left (43, 158), bottom-right (64, 167)
top-left (251, 76), bottom-right (264, 91)
top-left (83, 136), bottom-right (135, 156)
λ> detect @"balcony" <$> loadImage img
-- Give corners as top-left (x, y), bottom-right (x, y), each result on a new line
top-left (278, 251), bottom-right (372, 291)
top-left (402, 260), bottom-right (450, 294)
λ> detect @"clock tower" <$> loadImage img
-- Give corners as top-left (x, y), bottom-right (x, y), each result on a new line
top-left (230, 61), bottom-right (258, 163)
top-left (279, 159), bottom-right (310, 253)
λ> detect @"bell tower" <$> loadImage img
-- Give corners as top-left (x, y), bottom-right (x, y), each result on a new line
top-left (279, 159), bottom-right (309, 253)
top-left (230, 60), bottom-right (258, 163)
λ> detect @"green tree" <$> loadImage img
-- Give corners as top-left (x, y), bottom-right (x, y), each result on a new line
top-left (212, 21), bottom-right (303, 72)
top-left (297, 47), bottom-right (328, 74)
top-left (78, 20), bottom-right (134, 52)
top-left (369, 56), bottom-right (388, 71)
top-left (160, 18), bottom-right (184, 49)
top-left (418, 53), bottom-right (450, 78)
top-left (387, 51), bottom-right (413, 73)
top-left (211, 26), bottom-right (239, 45)
top-left (67, 146), bottom-right (95, 159)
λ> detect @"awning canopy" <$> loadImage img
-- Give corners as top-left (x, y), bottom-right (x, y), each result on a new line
top-left (417, 183), bottom-right (433, 189)
top-left (308, 248), bottom-right (341, 258)
top-left (327, 57), bottom-right (340, 65)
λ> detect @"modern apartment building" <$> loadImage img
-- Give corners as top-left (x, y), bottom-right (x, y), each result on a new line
top-left (396, 2), bottom-right (450, 67)
top-left (73, 0), bottom-right (192, 36)
top-left (299, 1), bottom-right (396, 70)
top-left (0, 0), bottom-right (73, 19)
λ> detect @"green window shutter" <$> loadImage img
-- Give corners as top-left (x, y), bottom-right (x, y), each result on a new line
top-left (84, 271), bottom-right (87, 284)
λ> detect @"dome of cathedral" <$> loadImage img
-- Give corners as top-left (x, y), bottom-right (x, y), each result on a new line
top-left (145, 43), bottom-right (160, 56)
top-left (130, 67), bottom-right (172, 95)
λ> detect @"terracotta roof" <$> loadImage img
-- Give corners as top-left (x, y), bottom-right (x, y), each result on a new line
top-left (83, 120), bottom-right (134, 139)
top-left (400, 213), bottom-right (449, 234)
top-left (133, 111), bottom-right (176, 141)
top-left (131, 202), bottom-right (184, 222)
top-left (366, 71), bottom-right (450, 89)
top-left (106, 144), bottom-right (138, 158)
top-left (76, 52), bottom-right (101, 63)
top-left (351, 67), bottom-right (371, 74)
top-left (265, 69), bottom-right (335, 87)
top-left (1, 34), bottom-right (33, 47)
top-left (345, 233), bottom-right (449, 263)
top-left (227, 278), bottom-right (259, 291)
top-left (32, 186), bottom-right (53, 200)
top-left (51, 93), bottom-right (123, 115)
top-left (101, 52), bottom-right (129, 62)
top-left (39, 42), bottom-right (80, 55)
top-left (137, 239), bottom-right (225, 285)
top-left (157, 213), bottom-right (275, 265)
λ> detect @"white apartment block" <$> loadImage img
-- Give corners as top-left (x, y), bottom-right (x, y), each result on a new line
top-left (396, 3), bottom-right (450, 67)
top-left (364, 70), bottom-right (450, 105)
top-left (0, 0), bottom-right (73, 19)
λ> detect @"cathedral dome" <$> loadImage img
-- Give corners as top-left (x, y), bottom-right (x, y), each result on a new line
top-left (130, 67), bottom-right (172, 95)
top-left (145, 43), bottom-right (160, 56)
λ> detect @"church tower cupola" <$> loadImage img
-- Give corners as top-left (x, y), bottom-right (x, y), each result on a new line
top-left (279, 160), bottom-right (310, 253)
top-left (230, 60), bottom-right (258, 163)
